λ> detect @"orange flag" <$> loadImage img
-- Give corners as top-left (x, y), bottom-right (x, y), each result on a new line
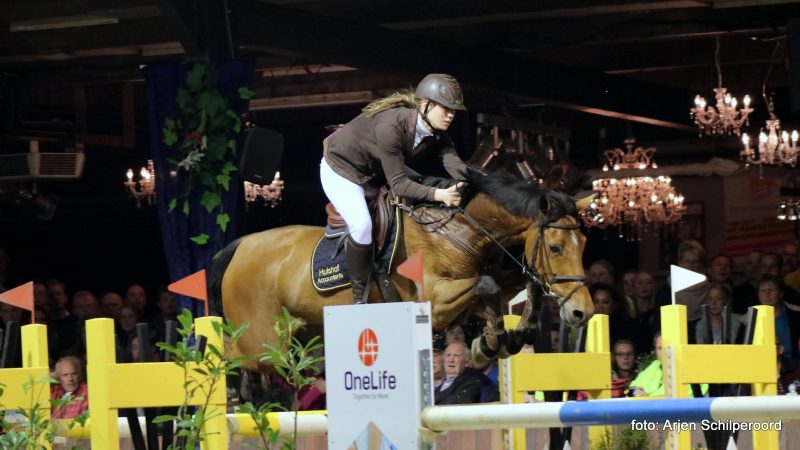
top-left (397, 251), bottom-right (424, 298)
top-left (0, 282), bottom-right (35, 323)
top-left (168, 270), bottom-right (209, 316)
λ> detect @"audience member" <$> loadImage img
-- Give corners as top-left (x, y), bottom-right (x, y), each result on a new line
top-left (655, 240), bottom-right (708, 343)
top-left (149, 288), bottom-right (178, 342)
top-left (33, 280), bottom-right (48, 312)
top-left (780, 241), bottom-right (799, 278)
top-left (71, 290), bottom-right (98, 321)
top-left (99, 291), bottom-right (124, 320)
top-left (590, 283), bottom-right (638, 347)
top-left (708, 253), bottom-right (734, 285)
top-left (116, 306), bottom-right (139, 362)
top-left (733, 249), bottom-right (763, 313)
top-left (758, 276), bottom-right (800, 359)
top-left (50, 356), bottom-right (89, 419)
top-left (695, 283), bottom-right (742, 344)
top-left (47, 279), bottom-right (78, 356)
top-left (610, 339), bottom-right (638, 397)
top-left (619, 269), bottom-right (638, 319)
top-left (587, 259), bottom-right (615, 286)
top-left (434, 341), bottom-right (482, 405)
top-left (432, 343), bottom-right (444, 389)
top-left (633, 271), bottom-right (658, 354)
top-left (125, 284), bottom-right (149, 319)
top-left (444, 324), bottom-right (466, 345)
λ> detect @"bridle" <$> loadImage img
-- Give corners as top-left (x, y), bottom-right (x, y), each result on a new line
top-left (523, 217), bottom-right (588, 309)
top-left (395, 198), bottom-right (588, 309)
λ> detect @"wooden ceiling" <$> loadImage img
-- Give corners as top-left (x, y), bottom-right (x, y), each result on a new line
top-left (1, 0), bottom-right (799, 167)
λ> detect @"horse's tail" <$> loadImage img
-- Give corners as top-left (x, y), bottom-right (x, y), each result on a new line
top-left (209, 237), bottom-right (243, 317)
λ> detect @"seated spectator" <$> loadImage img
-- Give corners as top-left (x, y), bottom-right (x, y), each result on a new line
top-left (758, 276), bottom-right (800, 359)
top-left (149, 288), bottom-right (178, 343)
top-left (435, 341), bottom-right (482, 405)
top-left (432, 342), bottom-right (444, 389)
top-left (587, 259), bottom-right (615, 286)
top-left (733, 249), bottom-right (763, 314)
top-left (33, 280), bottom-right (48, 312)
top-left (708, 254), bottom-right (734, 285)
top-left (630, 332), bottom-right (708, 398)
top-left (116, 306), bottom-right (139, 362)
top-left (695, 283), bottom-right (742, 344)
top-left (590, 282), bottom-right (638, 346)
top-left (50, 356), bottom-right (89, 419)
top-left (130, 335), bottom-right (160, 362)
top-left (655, 239), bottom-right (708, 343)
top-left (71, 290), bottom-right (98, 321)
top-left (610, 340), bottom-right (638, 397)
top-left (48, 279), bottom-right (78, 356)
top-left (99, 291), bottom-right (124, 320)
top-left (444, 324), bottom-right (466, 345)
top-left (124, 284), bottom-right (149, 320)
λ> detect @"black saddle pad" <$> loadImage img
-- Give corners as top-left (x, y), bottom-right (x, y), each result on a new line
top-left (311, 207), bottom-right (402, 292)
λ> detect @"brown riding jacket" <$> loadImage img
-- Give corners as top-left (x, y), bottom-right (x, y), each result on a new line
top-left (323, 107), bottom-right (467, 201)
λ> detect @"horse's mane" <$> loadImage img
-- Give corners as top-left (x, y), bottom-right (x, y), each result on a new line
top-left (463, 168), bottom-right (577, 222)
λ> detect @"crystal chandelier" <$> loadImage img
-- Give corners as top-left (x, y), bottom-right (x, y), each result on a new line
top-left (581, 139), bottom-right (686, 240)
top-left (690, 35), bottom-right (753, 137)
top-left (740, 39), bottom-right (798, 167)
top-left (124, 159), bottom-right (156, 207)
top-left (777, 200), bottom-right (800, 221)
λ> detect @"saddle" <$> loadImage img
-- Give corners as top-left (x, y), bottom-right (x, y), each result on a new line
top-left (324, 185), bottom-right (394, 251)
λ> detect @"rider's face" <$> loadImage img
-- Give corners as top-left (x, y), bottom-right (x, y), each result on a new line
top-left (424, 101), bottom-right (455, 131)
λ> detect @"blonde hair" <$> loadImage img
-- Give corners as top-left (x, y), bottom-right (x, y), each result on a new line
top-left (362, 90), bottom-right (419, 117)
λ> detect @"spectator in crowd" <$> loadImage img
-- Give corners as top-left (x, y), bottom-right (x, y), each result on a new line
top-left (708, 253), bottom-right (734, 285)
top-left (434, 341), bottom-right (482, 405)
top-left (99, 291), bottom-right (124, 320)
top-left (780, 241), bottom-right (799, 278)
top-left (733, 249), bottom-right (763, 313)
top-left (587, 259), bottom-right (615, 286)
top-left (630, 333), bottom-right (665, 397)
top-left (124, 284), bottom-right (148, 319)
top-left (655, 240), bottom-right (708, 343)
top-left (777, 338), bottom-right (800, 394)
top-left (50, 356), bottom-right (89, 419)
top-left (695, 283), bottom-right (742, 344)
top-left (71, 290), bottom-right (98, 321)
top-left (149, 288), bottom-right (178, 342)
top-left (633, 271), bottom-right (658, 354)
top-left (47, 279), bottom-right (78, 356)
top-left (33, 280), bottom-right (48, 312)
top-left (590, 283), bottom-right (638, 347)
top-left (129, 335), bottom-right (160, 362)
top-left (116, 306), bottom-right (140, 362)
top-left (758, 276), bottom-right (800, 359)
top-left (610, 339), bottom-right (638, 397)
top-left (432, 342), bottom-right (444, 389)
top-left (444, 324), bottom-right (466, 345)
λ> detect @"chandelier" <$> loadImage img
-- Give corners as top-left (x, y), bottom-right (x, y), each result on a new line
top-left (244, 171), bottom-right (284, 206)
top-left (740, 38), bottom-right (798, 167)
top-left (777, 200), bottom-right (800, 221)
top-left (124, 159), bottom-right (156, 207)
top-left (581, 139), bottom-right (686, 240)
top-left (690, 35), bottom-right (753, 137)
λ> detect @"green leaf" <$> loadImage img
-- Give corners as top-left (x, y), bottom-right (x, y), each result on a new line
top-left (227, 139), bottom-right (237, 151)
top-left (163, 128), bottom-right (178, 146)
top-left (165, 117), bottom-right (176, 130)
top-left (221, 161), bottom-right (237, 175)
top-left (216, 213), bottom-right (230, 232)
top-left (216, 174), bottom-right (230, 191)
top-left (182, 199), bottom-right (190, 216)
top-left (200, 191), bottom-right (221, 213)
top-left (198, 91), bottom-right (223, 116)
top-left (186, 64), bottom-right (207, 91)
top-left (176, 87), bottom-right (191, 110)
top-left (190, 234), bottom-right (210, 245)
top-left (168, 198), bottom-right (177, 212)
top-left (238, 87), bottom-right (255, 99)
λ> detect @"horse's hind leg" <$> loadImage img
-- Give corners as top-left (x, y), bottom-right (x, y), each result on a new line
top-left (470, 276), bottom-right (507, 365)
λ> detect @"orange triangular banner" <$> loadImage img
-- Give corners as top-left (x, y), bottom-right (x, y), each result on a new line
top-left (397, 251), bottom-right (424, 286)
top-left (0, 282), bottom-right (35, 323)
top-left (168, 270), bottom-right (208, 316)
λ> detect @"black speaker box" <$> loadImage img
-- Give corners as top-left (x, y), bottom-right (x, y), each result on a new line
top-left (240, 127), bottom-right (284, 184)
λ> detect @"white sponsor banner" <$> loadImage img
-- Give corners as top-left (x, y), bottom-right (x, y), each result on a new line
top-left (325, 302), bottom-right (433, 450)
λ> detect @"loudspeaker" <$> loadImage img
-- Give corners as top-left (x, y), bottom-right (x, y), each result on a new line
top-left (240, 127), bottom-right (284, 183)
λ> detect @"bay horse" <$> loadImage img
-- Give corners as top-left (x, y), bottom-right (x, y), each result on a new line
top-left (210, 170), bottom-right (595, 368)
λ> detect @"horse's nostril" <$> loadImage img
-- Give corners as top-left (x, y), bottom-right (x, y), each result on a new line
top-left (573, 310), bottom-right (585, 321)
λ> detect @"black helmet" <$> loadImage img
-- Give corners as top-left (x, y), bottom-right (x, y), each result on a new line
top-left (415, 74), bottom-right (466, 111)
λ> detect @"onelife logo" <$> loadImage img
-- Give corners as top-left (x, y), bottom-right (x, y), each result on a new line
top-left (358, 328), bottom-right (379, 366)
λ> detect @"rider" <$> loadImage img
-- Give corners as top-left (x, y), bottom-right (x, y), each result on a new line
top-left (320, 73), bottom-right (469, 304)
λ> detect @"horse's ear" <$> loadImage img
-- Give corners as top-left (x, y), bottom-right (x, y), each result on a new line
top-left (538, 193), bottom-right (552, 216)
top-left (575, 193), bottom-right (597, 212)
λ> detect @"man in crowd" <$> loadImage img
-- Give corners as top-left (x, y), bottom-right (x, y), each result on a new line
top-left (50, 356), bottom-right (89, 418)
top-left (434, 341), bottom-right (481, 405)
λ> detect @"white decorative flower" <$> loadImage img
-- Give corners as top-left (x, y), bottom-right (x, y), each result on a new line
top-left (176, 149), bottom-right (205, 171)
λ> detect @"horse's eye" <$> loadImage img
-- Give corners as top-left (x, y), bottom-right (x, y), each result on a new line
top-left (549, 244), bottom-right (562, 254)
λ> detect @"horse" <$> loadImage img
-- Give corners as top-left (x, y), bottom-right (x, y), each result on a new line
top-left (209, 170), bottom-right (595, 368)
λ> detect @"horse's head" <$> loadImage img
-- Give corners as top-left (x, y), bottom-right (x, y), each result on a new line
top-left (522, 191), bottom-right (595, 327)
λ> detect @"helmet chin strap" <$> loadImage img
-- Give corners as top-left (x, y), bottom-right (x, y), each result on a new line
top-left (418, 101), bottom-right (437, 131)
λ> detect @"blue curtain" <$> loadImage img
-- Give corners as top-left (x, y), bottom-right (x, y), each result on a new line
top-left (144, 60), bottom-right (254, 316)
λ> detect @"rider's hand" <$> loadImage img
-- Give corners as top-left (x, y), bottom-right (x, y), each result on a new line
top-left (434, 182), bottom-right (463, 207)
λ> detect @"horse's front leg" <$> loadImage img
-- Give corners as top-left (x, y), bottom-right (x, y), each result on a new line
top-left (428, 276), bottom-right (479, 331)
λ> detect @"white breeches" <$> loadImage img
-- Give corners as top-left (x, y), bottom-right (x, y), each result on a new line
top-left (320, 158), bottom-right (372, 245)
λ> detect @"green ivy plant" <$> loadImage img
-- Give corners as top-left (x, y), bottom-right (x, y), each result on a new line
top-left (591, 427), bottom-right (658, 450)
top-left (0, 376), bottom-right (89, 450)
top-left (154, 308), bottom-right (249, 449)
top-left (162, 63), bottom-right (254, 246)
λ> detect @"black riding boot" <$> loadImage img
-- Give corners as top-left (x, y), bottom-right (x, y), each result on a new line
top-left (346, 238), bottom-right (373, 304)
